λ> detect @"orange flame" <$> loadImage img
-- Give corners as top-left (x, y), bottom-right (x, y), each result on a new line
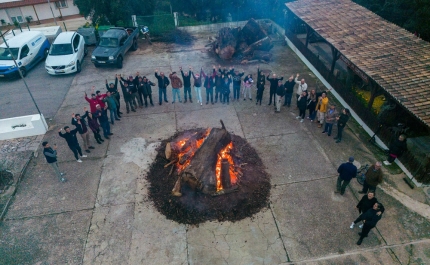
top-left (215, 142), bottom-right (237, 191)
top-left (176, 129), bottom-right (211, 172)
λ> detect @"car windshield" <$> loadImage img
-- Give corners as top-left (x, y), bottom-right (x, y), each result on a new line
top-left (49, 44), bottom-right (73, 55)
top-left (99, 37), bottom-right (118, 48)
top-left (0, 47), bottom-right (19, 60)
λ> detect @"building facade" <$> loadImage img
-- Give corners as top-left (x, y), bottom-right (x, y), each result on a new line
top-left (0, 0), bottom-right (79, 25)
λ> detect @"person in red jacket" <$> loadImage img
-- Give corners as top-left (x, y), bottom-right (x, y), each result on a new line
top-left (85, 90), bottom-right (102, 113)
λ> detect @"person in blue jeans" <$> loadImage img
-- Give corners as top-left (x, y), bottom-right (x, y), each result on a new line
top-left (322, 105), bottom-right (338, 136)
top-left (155, 69), bottom-right (170, 105)
top-left (95, 104), bottom-right (112, 139)
top-left (336, 156), bottom-right (357, 195)
top-left (103, 92), bottom-right (120, 125)
top-left (222, 74), bottom-right (232, 104)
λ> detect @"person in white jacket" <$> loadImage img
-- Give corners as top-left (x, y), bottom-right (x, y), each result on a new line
top-left (295, 73), bottom-right (308, 107)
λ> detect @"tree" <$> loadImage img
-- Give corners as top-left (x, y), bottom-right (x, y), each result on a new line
top-left (75, 0), bottom-right (156, 26)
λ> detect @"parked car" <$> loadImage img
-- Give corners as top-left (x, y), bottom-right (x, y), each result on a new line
top-left (45, 31), bottom-right (87, 75)
top-left (0, 31), bottom-right (50, 78)
top-left (91, 27), bottom-right (139, 69)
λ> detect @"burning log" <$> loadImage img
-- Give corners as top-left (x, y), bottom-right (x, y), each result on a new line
top-left (221, 159), bottom-right (231, 189)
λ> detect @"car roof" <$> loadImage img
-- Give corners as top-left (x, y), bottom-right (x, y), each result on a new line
top-left (53, 32), bottom-right (77, 44)
top-left (0, 31), bottom-right (44, 48)
top-left (101, 28), bottom-right (126, 39)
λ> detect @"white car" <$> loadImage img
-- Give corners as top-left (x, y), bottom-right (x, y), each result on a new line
top-left (45, 32), bottom-right (87, 75)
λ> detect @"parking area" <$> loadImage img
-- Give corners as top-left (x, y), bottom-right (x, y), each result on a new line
top-left (1, 28), bottom-right (430, 265)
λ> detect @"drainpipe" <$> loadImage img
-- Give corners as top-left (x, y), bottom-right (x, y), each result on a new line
top-left (47, 0), bottom-right (57, 25)
top-left (32, 5), bottom-right (41, 24)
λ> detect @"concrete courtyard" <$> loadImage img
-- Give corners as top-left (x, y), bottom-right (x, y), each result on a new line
top-left (1, 30), bottom-right (430, 265)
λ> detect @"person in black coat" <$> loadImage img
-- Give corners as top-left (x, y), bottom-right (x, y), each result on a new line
top-left (119, 80), bottom-right (136, 113)
top-left (266, 72), bottom-right (283, 105)
top-left (256, 66), bottom-right (266, 105)
top-left (58, 126), bottom-right (87, 162)
top-left (180, 66), bottom-right (193, 103)
top-left (350, 191), bottom-right (381, 229)
top-left (355, 202), bottom-right (385, 245)
top-left (141, 77), bottom-right (155, 107)
top-left (334, 108), bottom-right (350, 143)
top-left (214, 66), bottom-right (224, 103)
top-left (295, 91), bottom-right (308, 122)
top-left (274, 80), bottom-right (285, 113)
top-left (222, 74), bottom-right (232, 104)
top-left (155, 69), bottom-right (170, 105)
top-left (336, 157), bottom-right (357, 195)
top-left (384, 134), bottom-right (407, 165)
top-left (283, 75), bottom-right (295, 107)
top-left (42, 141), bottom-right (66, 182)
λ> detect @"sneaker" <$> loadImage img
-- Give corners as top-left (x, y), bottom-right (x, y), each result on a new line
top-left (172, 101), bottom-right (175, 104)
top-left (350, 222), bottom-right (355, 229)
top-left (60, 172), bottom-right (66, 176)
top-left (61, 178), bottom-right (67, 182)
top-left (383, 161), bottom-right (392, 165)
top-left (356, 239), bottom-right (363, 245)
top-left (296, 116), bottom-right (300, 119)
top-left (200, 102), bottom-right (203, 106)
top-left (300, 119), bottom-right (304, 123)
top-left (81, 155), bottom-right (87, 158)
top-left (206, 102), bottom-right (209, 105)
top-left (336, 140), bottom-right (341, 143)
top-left (359, 224), bottom-right (363, 229)
top-left (85, 150), bottom-right (91, 153)
top-left (77, 159), bottom-right (82, 163)
top-left (322, 131), bottom-right (326, 134)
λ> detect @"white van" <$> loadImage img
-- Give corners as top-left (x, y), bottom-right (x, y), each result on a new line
top-left (45, 31), bottom-right (87, 75)
top-left (0, 31), bottom-right (50, 78)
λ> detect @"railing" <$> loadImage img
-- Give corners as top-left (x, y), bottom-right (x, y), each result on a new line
top-left (285, 29), bottom-right (429, 184)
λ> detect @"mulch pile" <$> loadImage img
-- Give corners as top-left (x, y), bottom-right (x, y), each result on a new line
top-left (147, 129), bottom-right (271, 225)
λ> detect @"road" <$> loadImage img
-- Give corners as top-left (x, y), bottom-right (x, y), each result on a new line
top-left (0, 56), bottom-right (91, 120)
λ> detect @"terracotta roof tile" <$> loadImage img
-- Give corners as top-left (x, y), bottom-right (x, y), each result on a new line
top-left (286, 0), bottom-right (430, 127)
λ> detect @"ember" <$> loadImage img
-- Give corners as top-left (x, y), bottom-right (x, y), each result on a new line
top-left (147, 124), bottom-right (271, 224)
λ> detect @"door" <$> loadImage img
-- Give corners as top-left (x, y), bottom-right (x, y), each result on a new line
top-left (6, 8), bottom-right (24, 24)
top-left (19, 44), bottom-right (36, 68)
top-left (72, 34), bottom-right (83, 61)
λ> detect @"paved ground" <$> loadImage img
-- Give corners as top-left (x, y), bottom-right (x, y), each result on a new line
top-left (1, 28), bottom-right (430, 265)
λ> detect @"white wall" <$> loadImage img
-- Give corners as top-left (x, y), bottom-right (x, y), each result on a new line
top-left (59, 0), bottom-right (80, 17)
top-left (0, 114), bottom-right (48, 140)
top-left (20, 5), bottom-right (37, 22)
top-left (0, 9), bottom-right (10, 24)
top-left (34, 3), bottom-right (61, 20)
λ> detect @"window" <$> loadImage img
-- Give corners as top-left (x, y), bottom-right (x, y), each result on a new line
top-left (55, 0), bottom-right (68, 8)
top-left (49, 44), bottom-right (73, 55)
top-left (0, 47), bottom-right (19, 60)
top-left (11, 16), bottom-right (23, 23)
top-left (72, 34), bottom-right (80, 50)
top-left (20, 45), bottom-right (29, 59)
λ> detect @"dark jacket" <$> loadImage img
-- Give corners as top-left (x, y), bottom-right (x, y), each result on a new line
top-left (267, 75), bottom-right (283, 92)
top-left (87, 117), bottom-right (100, 132)
top-left (181, 70), bottom-right (192, 87)
top-left (356, 195), bottom-right (378, 214)
top-left (222, 76), bottom-right (232, 94)
top-left (43, 147), bottom-right (57, 163)
top-left (284, 79), bottom-right (295, 94)
top-left (59, 128), bottom-right (80, 147)
top-left (297, 94), bottom-right (308, 110)
top-left (154, 72), bottom-right (170, 89)
top-left (119, 81), bottom-right (132, 101)
top-left (121, 77), bottom-right (137, 93)
top-left (192, 70), bottom-right (203, 87)
top-left (389, 138), bottom-right (407, 157)
top-left (71, 112), bottom-right (89, 134)
top-left (361, 206), bottom-right (384, 227)
top-left (229, 68), bottom-right (244, 87)
top-left (106, 78), bottom-right (120, 99)
top-left (257, 68), bottom-right (265, 90)
top-left (142, 80), bottom-right (155, 96)
top-left (337, 162), bottom-right (357, 181)
top-left (202, 70), bottom-right (215, 89)
top-left (95, 108), bottom-right (109, 123)
top-left (337, 113), bottom-right (350, 128)
top-left (276, 84), bottom-right (285, 96)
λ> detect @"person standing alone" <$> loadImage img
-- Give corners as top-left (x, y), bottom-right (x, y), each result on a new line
top-left (42, 141), bottom-right (66, 182)
top-left (335, 156), bottom-right (357, 195)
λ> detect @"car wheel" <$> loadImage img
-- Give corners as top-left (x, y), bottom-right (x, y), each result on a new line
top-left (44, 48), bottom-right (49, 59)
top-left (84, 45), bottom-right (88, 56)
top-left (76, 61), bottom-right (81, 73)
top-left (117, 56), bottom-right (123, 69)
top-left (19, 67), bottom-right (27, 77)
top-left (131, 39), bottom-right (138, 51)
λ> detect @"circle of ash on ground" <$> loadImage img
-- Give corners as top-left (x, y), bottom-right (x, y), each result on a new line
top-left (147, 129), bottom-right (271, 225)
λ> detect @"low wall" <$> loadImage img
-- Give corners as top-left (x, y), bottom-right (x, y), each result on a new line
top-left (0, 114), bottom-right (48, 140)
top-left (178, 19), bottom-right (274, 33)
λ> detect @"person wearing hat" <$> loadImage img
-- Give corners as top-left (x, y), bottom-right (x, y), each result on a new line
top-left (355, 202), bottom-right (385, 245)
top-left (169, 71), bottom-right (183, 103)
top-left (335, 156), bottom-right (357, 195)
top-left (155, 69), bottom-right (170, 105)
top-left (58, 126), bottom-right (87, 163)
top-left (42, 141), bottom-right (66, 182)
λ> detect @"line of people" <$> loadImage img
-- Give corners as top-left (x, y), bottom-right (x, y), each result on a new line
top-left (336, 157), bottom-right (385, 245)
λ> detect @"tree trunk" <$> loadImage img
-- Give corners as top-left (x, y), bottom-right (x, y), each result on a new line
top-left (180, 127), bottom-right (231, 194)
top-left (240, 18), bottom-right (269, 45)
top-left (215, 27), bottom-right (238, 60)
top-left (242, 37), bottom-right (273, 55)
